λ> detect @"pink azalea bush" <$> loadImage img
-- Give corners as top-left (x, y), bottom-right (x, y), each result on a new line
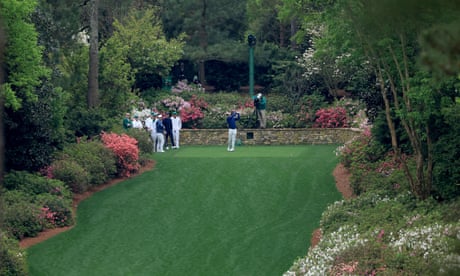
top-left (171, 80), bottom-right (204, 93)
top-left (101, 132), bottom-right (140, 177)
top-left (39, 207), bottom-right (58, 227)
top-left (160, 95), bottom-right (186, 111)
top-left (314, 106), bottom-right (349, 128)
top-left (180, 95), bottom-right (209, 128)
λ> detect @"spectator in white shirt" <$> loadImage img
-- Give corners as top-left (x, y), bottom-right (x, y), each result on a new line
top-left (171, 111), bottom-right (182, 149)
top-left (132, 115), bottom-right (143, 129)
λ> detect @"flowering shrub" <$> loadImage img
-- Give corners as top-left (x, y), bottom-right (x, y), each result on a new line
top-left (39, 207), bottom-right (57, 227)
top-left (285, 225), bottom-right (367, 276)
top-left (57, 140), bottom-right (117, 186)
top-left (101, 132), bottom-right (140, 177)
top-left (333, 97), bottom-right (364, 125)
top-left (266, 110), bottom-right (285, 128)
top-left (336, 127), bottom-right (376, 168)
top-left (3, 196), bottom-right (43, 239)
top-left (171, 80), bottom-right (204, 93)
top-left (285, 193), bottom-right (460, 276)
top-left (180, 95), bottom-right (208, 128)
top-left (314, 106), bottom-right (348, 128)
top-left (375, 151), bottom-right (410, 176)
top-left (49, 159), bottom-right (90, 194)
top-left (389, 223), bottom-right (460, 260)
top-left (36, 195), bottom-right (73, 228)
top-left (157, 95), bottom-right (186, 112)
top-left (2, 171), bottom-right (74, 238)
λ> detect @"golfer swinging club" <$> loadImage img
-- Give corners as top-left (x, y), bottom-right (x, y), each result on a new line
top-left (227, 110), bottom-right (240, 152)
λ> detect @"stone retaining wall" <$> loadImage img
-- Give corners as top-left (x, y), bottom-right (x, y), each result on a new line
top-left (179, 128), bottom-right (361, 145)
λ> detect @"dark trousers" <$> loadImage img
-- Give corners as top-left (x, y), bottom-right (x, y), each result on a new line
top-left (165, 131), bottom-right (175, 147)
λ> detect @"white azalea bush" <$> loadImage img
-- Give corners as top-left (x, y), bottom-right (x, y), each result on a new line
top-left (284, 225), bottom-right (367, 276)
top-left (285, 193), bottom-right (460, 275)
top-left (389, 223), bottom-right (460, 261)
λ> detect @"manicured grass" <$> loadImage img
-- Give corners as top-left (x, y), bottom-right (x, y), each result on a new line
top-left (27, 145), bottom-right (341, 276)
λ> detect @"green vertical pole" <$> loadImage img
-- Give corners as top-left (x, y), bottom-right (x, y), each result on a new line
top-left (248, 34), bottom-right (256, 98)
top-left (249, 46), bottom-right (254, 98)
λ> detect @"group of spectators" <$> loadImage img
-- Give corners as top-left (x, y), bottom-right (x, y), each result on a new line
top-left (123, 111), bottom-right (182, 152)
top-left (122, 92), bottom-right (266, 153)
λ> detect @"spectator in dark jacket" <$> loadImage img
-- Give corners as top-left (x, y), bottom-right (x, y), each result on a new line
top-left (155, 114), bottom-right (165, 152)
top-left (163, 112), bottom-right (174, 150)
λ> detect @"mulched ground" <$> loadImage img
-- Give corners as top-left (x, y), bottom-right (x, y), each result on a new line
top-left (20, 160), bottom-right (351, 249)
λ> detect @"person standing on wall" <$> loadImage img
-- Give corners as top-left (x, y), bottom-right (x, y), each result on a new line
top-left (163, 112), bottom-right (174, 150)
top-left (171, 111), bottom-right (182, 149)
top-left (253, 93), bottom-right (266, 128)
top-left (227, 111), bottom-right (240, 152)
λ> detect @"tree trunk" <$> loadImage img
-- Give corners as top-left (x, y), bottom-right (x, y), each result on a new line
top-left (279, 22), bottom-right (285, 47)
top-left (290, 19), bottom-right (297, 49)
top-left (384, 37), bottom-right (433, 199)
top-left (0, 19), bottom-right (5, 189)
top-left (198, 0), bottom-right (208, 85)
top-left (87, 0), bottom-right (99, 108)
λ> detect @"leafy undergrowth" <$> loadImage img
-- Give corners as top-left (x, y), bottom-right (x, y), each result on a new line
top-left (285, 130), bottom-right (460, 275)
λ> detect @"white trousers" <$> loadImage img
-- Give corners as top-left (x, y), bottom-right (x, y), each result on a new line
top-left (156, 133), bottom-right (164, 152)
top-left (150, 131), bottom-right (157, 152)
top-left (228, 128), bottom-right (237, 151)
top-left (173, 129), bottom-right (180, 148)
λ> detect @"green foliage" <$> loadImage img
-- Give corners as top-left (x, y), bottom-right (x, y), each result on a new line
top-left (266, 93), bottom-right (294, 113)
top-left (141, 90), bottom-right (330, 129)
top-left (247, 0), bottom-right (287, 45)
top-left (3, 191), bottom-right (43, 239)
top-left (205, 60), bottom-right (246, 91)
top-left (3, 170), bottom-right (70, 199)
top-left (162, 0), bottom-right (247, 52)
top-left (0, 0), bottom-right (50, 110)
top-left (5, 79), bottom-right (66, 172)
top-left (0, 231), bottom-right (28, 276)
top-left (270, 56), bottom-right (314, 100)
top-left (201, 109), bottom-right (229, 129)
top-left (338, 130), bottom-right (378, 168)
top-left (50, 159), bottom-right (89, 194)
top-left (35, 193), bottom-right (73, 228)
top-left (99, 37), bottom-right (136, 112)
top-left (57, 45), bottom-right (88, 111)
top-left (2, 171), bottom-right (74, 237)
top-left (100, 132), bottom-right (140, 177)
top-left (124, 129), bottom-right (152, 155)
top-left (54, 139), bottom-right (117, 188)
top-left (420, 19), bottom-right (460, 77)
top-left (300, 93), bottom-right (329, 126)
top-left (304, 193), bottom-right (460, 275)
top-left (65, 107), bottom-right (118, 139)
top-left (432, 103), bottom-right (460, 201)
top-left (336, 127), bottom-right (413, 196)
top-left (328, 237), bottom-right (436, 275)
top-left (100, 6), bottom-right (185, 110)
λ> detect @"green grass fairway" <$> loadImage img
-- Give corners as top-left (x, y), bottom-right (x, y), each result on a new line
top-left (27, 145), bottom-right (342, 276)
